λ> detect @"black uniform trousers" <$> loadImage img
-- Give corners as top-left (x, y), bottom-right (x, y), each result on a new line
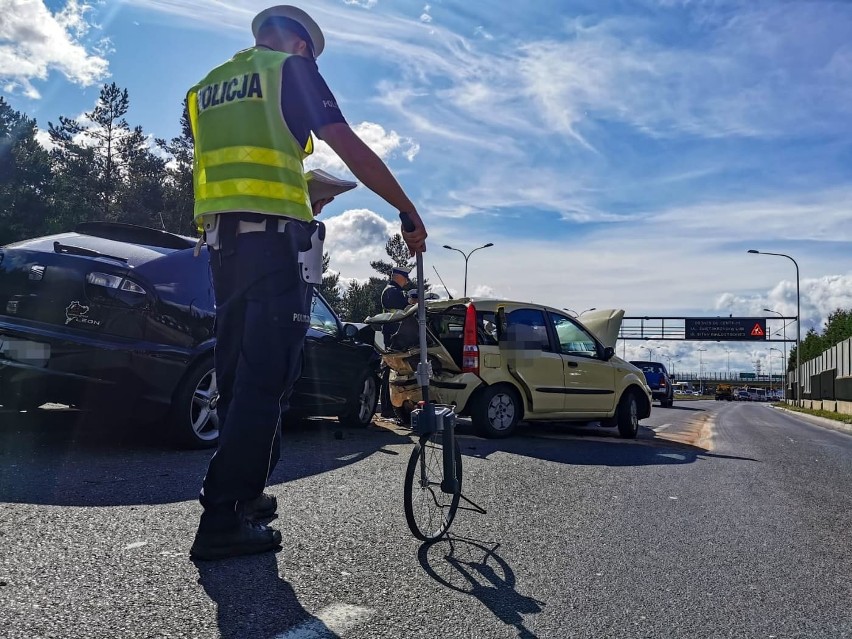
top-left (199, 213), bottom-right (314, 532)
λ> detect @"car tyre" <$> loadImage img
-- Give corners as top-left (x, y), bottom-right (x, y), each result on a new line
top-left (616, 390), bottom-right (640, 439)
top-left (338, 372), bottom-right (379, 428)
top-left (472, 385), bottom-right (521, 439)
top-left (170, 356), bottom-right (220, 449)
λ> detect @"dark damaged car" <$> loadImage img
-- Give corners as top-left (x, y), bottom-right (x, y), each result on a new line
top-left (0, 223), bottom-right (380, 448)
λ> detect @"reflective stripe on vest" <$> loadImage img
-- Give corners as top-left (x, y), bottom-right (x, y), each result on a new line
top-left (187, 48), bottom-right (313, 225)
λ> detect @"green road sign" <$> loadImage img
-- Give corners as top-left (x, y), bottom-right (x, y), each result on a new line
top-left (740, 373), bottom-right (756, 379)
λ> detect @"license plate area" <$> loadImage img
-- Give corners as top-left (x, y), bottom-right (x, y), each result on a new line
top-left (0, 336), bottom-right (51, 367)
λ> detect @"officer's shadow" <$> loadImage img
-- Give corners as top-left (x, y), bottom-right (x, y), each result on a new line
top-left (194, 552), bottom-right (335, 639)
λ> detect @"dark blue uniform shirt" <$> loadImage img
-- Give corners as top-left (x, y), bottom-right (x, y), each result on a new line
top-left (278, 53), bottom-right (347, 147)
top-left (381, 281), bottom-right (409, 346)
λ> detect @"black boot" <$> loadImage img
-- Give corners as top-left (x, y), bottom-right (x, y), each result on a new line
top-left (190, 519), bottom-right (282, 561)
top-left (241, 492), bottom-right (278, 521)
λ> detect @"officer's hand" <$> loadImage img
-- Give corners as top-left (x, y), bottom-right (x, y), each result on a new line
top-left (312, 197), bottom-right (334, 216)
top-left (400, 210), bottom-right (427, 255)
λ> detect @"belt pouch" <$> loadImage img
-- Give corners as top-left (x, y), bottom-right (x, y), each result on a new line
top-left (297, 221), bottom-right (325, 284)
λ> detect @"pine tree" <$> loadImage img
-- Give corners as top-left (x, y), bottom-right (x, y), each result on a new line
top-left (788, 308), bottom-right (852, 371)
top-left (47, 82), bottom-right (132, 227)
top-left (0, 98), bottom-right (52, 243)
top-left (369, 234), bottom-right (411, 278)
top-left (369, 233), bottom-right (428, 292)
top-left (115, 125), bottom-right (167, 227)
top-left (340, 277), bottom-right (386, 322)
top-left (319, 251), bottom-right (343, 315)
top-left (822, 309), bottom-right (852, 349)
top-left (155, 99), bottom-right (197, 236)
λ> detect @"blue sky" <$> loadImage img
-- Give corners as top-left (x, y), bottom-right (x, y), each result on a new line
top-left (2, 0), bottom-right (851, 374)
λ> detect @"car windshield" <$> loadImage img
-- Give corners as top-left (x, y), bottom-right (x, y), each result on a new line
top-left (3, 2), bottom-right (850, 637)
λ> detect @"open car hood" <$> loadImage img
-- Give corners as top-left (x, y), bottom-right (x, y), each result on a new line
top-left (364, 304), bottom-right (419, 326)
top-left (577, 309), bottom-right (624, 349)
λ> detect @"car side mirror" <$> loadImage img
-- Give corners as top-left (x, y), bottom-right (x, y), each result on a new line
top-left (343, 323), bottom-right (360, 339)
top-left (602, 346), bottom-right (615, 361)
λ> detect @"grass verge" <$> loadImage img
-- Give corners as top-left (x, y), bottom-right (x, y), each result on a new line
top-left (772, 402), bottom-right (852, 425)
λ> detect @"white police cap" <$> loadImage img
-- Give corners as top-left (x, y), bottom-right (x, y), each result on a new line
top-left (252, 5), bottom-right (325, 58)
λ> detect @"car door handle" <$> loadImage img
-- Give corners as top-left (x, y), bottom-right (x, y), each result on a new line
top-left (566, 361), bottom-right (578, 367)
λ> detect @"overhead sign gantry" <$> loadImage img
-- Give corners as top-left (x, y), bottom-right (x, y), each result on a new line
top-left (619, 316), bottom-right (794, 342)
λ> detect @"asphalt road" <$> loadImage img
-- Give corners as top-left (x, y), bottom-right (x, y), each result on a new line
top-left (1, 400), bottom-right (850, 638)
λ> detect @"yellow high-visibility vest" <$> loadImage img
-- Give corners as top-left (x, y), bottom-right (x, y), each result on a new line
top-left (187, 48), bottom-right (314, 225)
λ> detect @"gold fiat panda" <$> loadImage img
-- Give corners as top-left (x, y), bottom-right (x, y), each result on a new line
top-left (372, 300), bottom-right (652, 439)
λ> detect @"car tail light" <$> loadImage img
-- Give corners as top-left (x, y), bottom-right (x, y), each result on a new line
top-left (86, 271), bottom-right (147, 295)
top-left (462, 303), bottom-right (479, 374)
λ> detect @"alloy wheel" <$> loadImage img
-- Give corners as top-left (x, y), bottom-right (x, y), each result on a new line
top-left (190, 369), bottom-right (220, 442)
top-left (487, 393), bottom-right (516, 431)
top-left (357, 375), bottom-right (378, 424)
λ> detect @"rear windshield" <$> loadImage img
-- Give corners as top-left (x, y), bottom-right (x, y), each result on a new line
top-left (427, 309), bottom-right (498, 346)
top-left (630, 361), bottom-right (666, 374)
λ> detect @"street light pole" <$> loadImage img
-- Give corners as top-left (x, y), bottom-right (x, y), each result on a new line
top-left (749, 250), bottom-right (800, 403)
top-left (770, 347), bottom-right (782, 398)
top-left (443, 243), bottom-right (494, 298)
top-left (698, 348), bottom-right (707, 395)
top-left (764, 308), bottom-right (788, 399)
top-left (642, 346), bottom-right (654, 360)
top-left (724, 348), bottom-right (731, 379)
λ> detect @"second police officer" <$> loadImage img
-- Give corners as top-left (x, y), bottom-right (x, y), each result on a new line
top-left (378, 266), bottom-right (411, 417)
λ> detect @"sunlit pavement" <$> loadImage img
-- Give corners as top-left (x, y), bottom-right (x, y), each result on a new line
top-left (1, 401), bottom-right (851, 638)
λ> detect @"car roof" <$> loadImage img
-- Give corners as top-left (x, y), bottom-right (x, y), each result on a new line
top-left (424, 298), bottom-right (626, 348)
top-left (426, 297), bottom-right (569, 316)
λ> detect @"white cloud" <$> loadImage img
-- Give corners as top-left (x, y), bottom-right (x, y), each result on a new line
top-left (304, 121), bottom-right (419, 176)
top-left (343, 0), bottom-right (378, 8)
top-left (473, 26), bottom-right (493, 40)
top-left (518, 7), bottom-right (852, 141)
top-left (322, 208), bottom-right (396, 278)
top-left (34, 128), bottom-right (55, 151)
top-left (715, 274), bottom-right (852, 335)
top-left (0, 0), bottom-right (110, 99)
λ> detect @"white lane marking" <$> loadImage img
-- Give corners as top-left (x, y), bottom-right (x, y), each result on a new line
top-left (653, 423), bottom-right (673, 432)
top-left (274, 604), bottom-right (374, 639)
top-left (124, 541), bottom-right (148, 550)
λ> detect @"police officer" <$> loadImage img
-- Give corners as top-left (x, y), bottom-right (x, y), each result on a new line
top-left (188, 5), bottom-right (427, 561)
top-left (378, 267), bottom-right (410, 417)
top-left (381, 267), bottom-right (411, 344)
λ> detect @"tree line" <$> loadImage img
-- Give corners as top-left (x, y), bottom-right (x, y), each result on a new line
top-left (788, 309), bottom-right (852, 371)
top-left (0, 83), bottom-right (412, 321)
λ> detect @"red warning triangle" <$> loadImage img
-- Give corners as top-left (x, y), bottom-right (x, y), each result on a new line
top-left (751, 323), bottom-right (765, 337)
